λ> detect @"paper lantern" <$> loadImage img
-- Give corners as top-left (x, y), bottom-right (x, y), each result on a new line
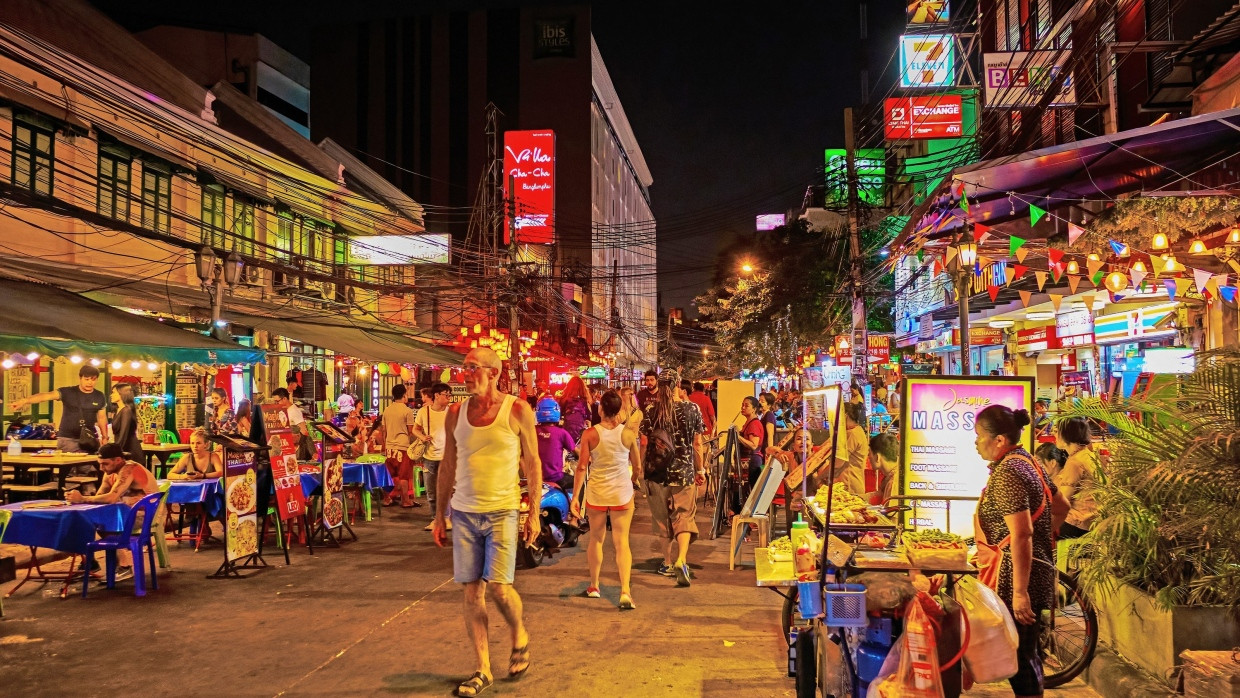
top-left (1105, 271), bottom-right (1128, 293)
top-left (1190, 239), bottom-right (1207, 254)
top-left (377, 363), bottom-right (390, 375)
top-left (1151, 232), bottom-right (1169, 251)
top-left (400, 366), bottom-right (412, 381)
top-left (389, 362), bottom-right (401, 375)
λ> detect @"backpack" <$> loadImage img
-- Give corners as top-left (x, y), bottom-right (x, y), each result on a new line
top-left (645, 404), bottom-right (683, 484)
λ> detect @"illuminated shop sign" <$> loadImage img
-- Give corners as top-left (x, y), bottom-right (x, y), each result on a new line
top-left (983, 52), bottom-right (1076, 108)
top-left (884, 95), bottom-right (963, 139)
top-left (900, 35), bottom-right (955, 88)
top-left (503, 130), bottom-right (556, 245)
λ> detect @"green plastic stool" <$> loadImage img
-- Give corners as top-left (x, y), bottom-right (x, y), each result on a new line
top-left (158, 430), bottom-right (179, 445)
top-left (354, 454), bottom-right (385, 464)
top-left (0, 510), bottom-right (10, 617)
top-left (411, 465), bottom-right (427, 498)
top-left (152, 482), bottom-right (171, 569)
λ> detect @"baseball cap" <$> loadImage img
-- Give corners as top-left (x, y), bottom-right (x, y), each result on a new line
top-left (98, 443), bottom-right (125, 460)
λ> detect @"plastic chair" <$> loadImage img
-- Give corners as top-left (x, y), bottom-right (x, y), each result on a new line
top-left (158, 430), bottom-right (179, 445)
top-left (354, 454), bottom-right (385, 464)
top-left (81, 491), bottom-right (163, 598)
top-left (152, 482), bottom-right (171, 569)
top-left (0, 509), bottom-right (10, 617)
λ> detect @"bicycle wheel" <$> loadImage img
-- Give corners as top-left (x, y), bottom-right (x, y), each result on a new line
top-left (781, 585), bottom-right (799, 644)
top-left (1041, 569), bottom-right (1098, 688)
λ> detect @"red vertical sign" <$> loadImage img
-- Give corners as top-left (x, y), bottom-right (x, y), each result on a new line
top-left (503, 130), bottom-right (556, 245)
top-left (262, 404), bottom-right (306, 520)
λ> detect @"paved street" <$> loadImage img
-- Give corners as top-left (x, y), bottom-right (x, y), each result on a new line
top-left (0, 498), bottom-right (1098, 697)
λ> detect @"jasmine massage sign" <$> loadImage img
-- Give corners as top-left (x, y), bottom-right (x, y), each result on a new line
top-left (899, 375), bottom-right (1034, 536)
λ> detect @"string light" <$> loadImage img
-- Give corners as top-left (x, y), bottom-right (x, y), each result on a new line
top-left (26, 352), bottom-right (38, 360)
top-left (130, 361), bottom-right (141, 369)
top-left (70, 355), bottom-right (82, 364)
top-left (111, 361), bottom-right (122, 370)
top-left (1151, 232), bottom-right (1169, 251)
top-left (1066, 260), bottom-right (1079, 274)
top-left (1189, 239), bottom-right (1208, 254)
top-left (89, 358), bottom-right (101, 367)
top-left (1, 358), bottom-right (13, 369)
top-left (1105, 271), bottom-right (1129, 293)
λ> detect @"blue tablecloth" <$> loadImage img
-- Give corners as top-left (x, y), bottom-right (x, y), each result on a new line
top-left (298, 463), bottom-right (394, 499)
top-left (0, 501), bottom-right (128, 554)
top-left (162, 478), bottom-right (224, 518)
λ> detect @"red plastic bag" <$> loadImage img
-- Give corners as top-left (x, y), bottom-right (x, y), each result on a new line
top-left (868, 595), bottom-right (946, 698)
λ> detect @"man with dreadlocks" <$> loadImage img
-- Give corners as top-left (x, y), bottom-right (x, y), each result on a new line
top-left (639, 368), bottom-right (706, 587)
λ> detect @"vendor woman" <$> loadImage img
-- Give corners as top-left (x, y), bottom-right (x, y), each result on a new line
top-left (973, 405), bottom-right (1069, 698)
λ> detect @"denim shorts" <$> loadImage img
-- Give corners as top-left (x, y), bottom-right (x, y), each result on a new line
top-left (452, 510), bottom-right (519, 585)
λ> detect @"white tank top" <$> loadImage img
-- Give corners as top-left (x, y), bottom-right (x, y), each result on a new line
top-left (584, 422), bottom-right (634, 507)
top-left (451, 394), bottom-right (521, 513)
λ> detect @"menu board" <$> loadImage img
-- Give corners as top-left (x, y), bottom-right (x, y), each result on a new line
top-left (315, 422), bottom-right (349, 530)
top-left (222, 446), bottom-right (259, 561)
top-left (263, 404), bottom-right (306, 521)
top-left (899, 376), bottom-right (1034, 536)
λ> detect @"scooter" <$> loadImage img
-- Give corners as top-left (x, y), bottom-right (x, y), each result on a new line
top-left (517, 479), bottom-right (584, 568)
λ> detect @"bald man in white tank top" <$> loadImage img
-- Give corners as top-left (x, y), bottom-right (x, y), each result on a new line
top-left (432, 348), bottom-right (542, 697)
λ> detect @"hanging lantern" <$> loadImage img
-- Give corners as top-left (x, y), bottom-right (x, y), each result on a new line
top-left (470, 340), bottom-right (478, 349)
top-left (1163, 255), bottom-right (1180, 273)
top-left (460, 327), bottom-right (469, 336)
top-left (473, 323), bottom-right (482, 334)
top-left (1105, 271), bottom-right (1129, 293)
top-left (1230, 227), bottom-right (1240, 245)
top-left (1087, 252), bottom-right (1100, 261)
top-left (1066, 259), bottom-right (1080, 274)
top-left (1131, 260), bottom-right (1147, 273)
top-left (389, 362), bottom-right (402, 375)
top-left (1151, 232), bottom-right (1169, 251)
top-left (1189, 239), bottom-right (1208, 254)
top-left (531, 331), bottom-right (539, 340)
top-left (377, 363), bottom-right (389, 375)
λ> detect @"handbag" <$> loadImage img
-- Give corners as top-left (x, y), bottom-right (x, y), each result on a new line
top-left (77, 418), bottom-right (100, 454)
top-left (405, 408), bottom-right (429, 461)
top-left (974, 455), bottom-right (1052, 589)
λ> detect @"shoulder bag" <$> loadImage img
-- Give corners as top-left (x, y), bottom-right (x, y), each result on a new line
top-left (974, 455), bottom-right (1052, 589)
top-left (405, 408), bottom-right (429, 461)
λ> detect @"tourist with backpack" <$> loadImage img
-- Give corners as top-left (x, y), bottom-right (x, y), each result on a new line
top-left (639, 368), bottom-right (705, 587)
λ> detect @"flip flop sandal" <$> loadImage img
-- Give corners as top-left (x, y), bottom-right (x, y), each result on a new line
top-left (508, 645), bottom-right (531, 678)
top-left (455, 671), bottom-right (493, 697)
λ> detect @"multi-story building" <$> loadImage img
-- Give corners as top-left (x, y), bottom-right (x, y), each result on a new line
top-left (309, 4), bottom-right (658, 376)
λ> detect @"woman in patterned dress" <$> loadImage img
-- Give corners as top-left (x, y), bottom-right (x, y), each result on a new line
top-left (973, 405), bottom-right (1070, 697)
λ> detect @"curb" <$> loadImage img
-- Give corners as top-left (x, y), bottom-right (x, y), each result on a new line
top-left (1086, 645), bottom-right (1178, 698)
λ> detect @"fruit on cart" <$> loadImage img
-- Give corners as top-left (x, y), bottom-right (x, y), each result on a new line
top-left (811, 484), bottom-right (868, 512)
top-left (768, 535), bottom-right (794, 562)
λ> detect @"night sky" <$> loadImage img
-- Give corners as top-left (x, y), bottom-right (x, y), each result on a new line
top-left (91, 0), bottom-right (879, 314)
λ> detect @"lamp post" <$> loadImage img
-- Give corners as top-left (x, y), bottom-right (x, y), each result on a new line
top-left (948, 229), bottom-right (978, 376)
top-left (194, 246), bottom-right (244, 341)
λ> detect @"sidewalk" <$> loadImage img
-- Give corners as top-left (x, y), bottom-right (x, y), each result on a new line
top-left (0, 495), bottom-right (1099, 697)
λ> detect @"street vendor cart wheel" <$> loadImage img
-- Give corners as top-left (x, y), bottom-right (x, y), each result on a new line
top-left (781, 585), bottom-right (798, 645)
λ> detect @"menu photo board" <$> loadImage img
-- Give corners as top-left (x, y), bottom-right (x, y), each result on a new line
top-left (314, 422), bottom-right (350, 532)
top-left (262, 404), bottom-right (306, 522)
top-left (206, 433), bottom-right (266, 576)
top-left (899, 375), bottom-right (1034, 536)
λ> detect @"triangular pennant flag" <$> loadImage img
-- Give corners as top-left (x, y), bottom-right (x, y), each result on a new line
top-left (1164, 278), bottom-right (1177, 300)
top-left (1030, 204), bottom-right (1047, 227)
top-left (1067, 275), bottom-right (1082, 294)
top-left (978, 255), bottom-right (991, 268)
top-left (1009, 235), bottom-right (1026, 258)
top-left (1047, 248), bottom-right (1065, 265)
top-left (975, 224), bottom-right (991, 243)
top-left (1086, 257), bottom-right (1106, 277)
top-left (961, 195), bottom-right (969, 213)
top-left (917, 249), bottom-right (925, 263)
top-left (1018, 290), bottom-right (1032, 307)
top-left (1048, 293), bottom-right (1063, 312)
top-left (1082, 293), bottom-right (1095, 310)
top-left (1131, 268), bottom-right (1148, 290)
top-left (1050, 264), bottom-right (1062, 283)
top-left (1211, 274), bottom-right (1229, 294)
top-left (1068, 223), bottom-right (1085, 246)
top-left (988, 284), bottom-right (1000, 302)
top-left (933, 258), bottom-right (944, 276)
top-left (946, 245), bottom-right (958, 266)
top-left (1010, 264), bottom-right (1028, 282)
top-left (1108, 239), bottom-right (1128, 256)
top-left (1015, 247), bottom-right (1030, 263)
top-left (1194, 268), bottom-right (1213, 293)
top-left (1091, 270), bottom-right (1104, 286)
top-left (1175, 277), bottom-right (1192, 298)
top-left (1034, 271), bottom-right (1048, 291)
top-left (1221, 286), bottom-right (1238, 303)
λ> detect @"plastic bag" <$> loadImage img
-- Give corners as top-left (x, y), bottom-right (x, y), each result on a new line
top-left (868, 595), bottom-right (946, 698)
top-left (953, 574), bottom-right (1018, 683)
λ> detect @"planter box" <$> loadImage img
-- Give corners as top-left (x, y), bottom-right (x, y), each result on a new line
top-left (1095, 578), bottom-right (1240, 683)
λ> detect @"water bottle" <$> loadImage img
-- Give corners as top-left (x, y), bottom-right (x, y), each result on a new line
top-left (7, 436), bottom-right (20, 456)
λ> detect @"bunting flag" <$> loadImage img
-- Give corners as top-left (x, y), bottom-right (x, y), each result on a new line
top-left (1050, 264), bottom-right (1062, 283)
top-left (1222, 286), bottom-right (1238, 303)
top-left (946, 245), bottom-right (959, 266)
top-left (1009, 235), bottom-right (1026, 258)
top-left (1030, 204), bottom-right (1047, 227)
top-left (1047, 248), bottom-right (1065, 266)
top-left (1048, 293), bottom-right (1063, 312)
top-left (1108, 239), bottom-right (1128, 256)
top-left (1194, 268), bottom-right (1213, 293)
top-left (917, 249), bottom-right (925, 263)
top-left (1034, 270), bottom-right (1048, 291)
top-left (1082, 293), bottom-right (1095, 310)
top-left (1068, 223), bottom-right (1085, 246)
top-left (1086, 257), bottom-right (1106, 277)
top-left (1091, 270), bottom-right (1105, 287)
top-left (1067, 275), bottom-right (1082, 294)
top-left (1211, 274), bottom-right (1229, 294)
top-left (1015, 246), bottom-right (1031, 263)
top-left (961, 196), bottom-right (970, 214)
top-left (1175, 277), bottom-right (1192, 298)
top-left (933, 257), bottom-right (944, 276)
top-left (1010, 264), bottom-right (1028, 282)
top-left (1018, 290), bottom-right (1033, 307)
top-left (1131, 268), bottom-right (1148, 290)
top-left (988, 284), bottom-right (1000, 302)
top-left (975, 224), bottom-right (991, 243)
top-left (1164, 278), bottom-right (1178, 300)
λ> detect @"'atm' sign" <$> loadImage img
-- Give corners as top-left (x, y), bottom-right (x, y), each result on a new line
top-left (884, 95), bottom-right (963, 140)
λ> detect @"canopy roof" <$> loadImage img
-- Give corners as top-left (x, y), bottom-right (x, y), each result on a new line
top-left (227, 313), bottom-right (462, 366)
top-left (0, 277), bottom-right (265, 364)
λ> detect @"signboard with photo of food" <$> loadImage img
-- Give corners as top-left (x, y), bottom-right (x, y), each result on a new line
top-left (265, 404), bottom-right (306, 520)
top-left (322, 454), bottom-right (345, 529)
top-left (224, 448), bottom-right (259, 561)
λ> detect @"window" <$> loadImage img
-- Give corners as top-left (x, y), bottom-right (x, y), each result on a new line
top-left (201, 186), bottom-right (226, 248)
top-left (272, 213), bottom-right (294, 286)
top-left (97, 150), bottom-right (130, 221)
top-left (232, 198), bottom-right (255, 256)
top-left (141, 166), bottom-right (172, 233)
top-left (12, 118), bottom-right (54, 197)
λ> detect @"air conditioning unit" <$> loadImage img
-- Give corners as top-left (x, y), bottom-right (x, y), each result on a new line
top-left (238, 265), bottom-right (264, 287)
top-left (274, 273), bottom-right (302, 295)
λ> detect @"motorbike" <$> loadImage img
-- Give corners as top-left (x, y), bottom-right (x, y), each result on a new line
top-left (517, 479), bottom-right (584, 568)
top-left (4, 416), bottom-right (56, 440)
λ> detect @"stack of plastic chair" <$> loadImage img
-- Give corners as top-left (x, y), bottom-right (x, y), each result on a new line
top-left (81, 491), bottom-right (163, 598)
top-left (158, 430), bottom-right (179, 445)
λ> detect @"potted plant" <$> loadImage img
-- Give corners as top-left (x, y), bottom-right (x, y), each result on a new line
top-left (1058, 349), bottom-right (1240, 681)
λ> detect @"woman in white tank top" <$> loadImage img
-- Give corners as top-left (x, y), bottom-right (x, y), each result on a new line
top-left (570, 390), bottom-right (642, 610)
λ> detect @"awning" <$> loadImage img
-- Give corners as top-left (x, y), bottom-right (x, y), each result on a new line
top-left (227, 313), bottom-right (463, 365)
top-left (894, 105), bottom-right (1240, 252)
top-left (0, 277), bottom-right (265, 364)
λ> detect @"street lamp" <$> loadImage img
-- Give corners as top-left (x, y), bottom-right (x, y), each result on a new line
top-left (194, 246), bottom-right (244, 341)
top-left (740, 261), bottom-right (755, 275)
top-left (948, 228), bottom-right (977, 376)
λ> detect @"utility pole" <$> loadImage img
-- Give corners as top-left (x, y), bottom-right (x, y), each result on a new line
top-left (844, 107), bottom-right (868, 382)
top-left (507, 174), bottom-right (521, 389)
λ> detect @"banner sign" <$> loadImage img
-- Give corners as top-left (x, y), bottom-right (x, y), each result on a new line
top-left (951, 327), bottom-right (1005, 346)
top-left (348, 234), bottom-right (450, 265)
top-left (503, 130), bottom-right (556, 245)
top-left (900, 35), bottom-right (955, 88)
top-left (867, 335), bottom-right (892, 363)
top-left (984, 51), bottom-right (1076, 107)
top-left (900, 376), bottom-right (1035, 535)
top-left (263, 404), bottom-right (306, 521)
top-left (314, 422), bottom-right (351, 530)
top-left (756, 213), bottom-right (786, 231)
top-left (825, 148), bottom-right (885, 207)
top-left (834, 335), bottom-right (854, 365)
top-left (1016, 326), bottom-right (1058, 352)
top-left (211, 434), bottom-right (261, 562)
top-left (908, 0), bottom-right (949, 23)
top-left (884, 95), bottom-right (963, 139)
